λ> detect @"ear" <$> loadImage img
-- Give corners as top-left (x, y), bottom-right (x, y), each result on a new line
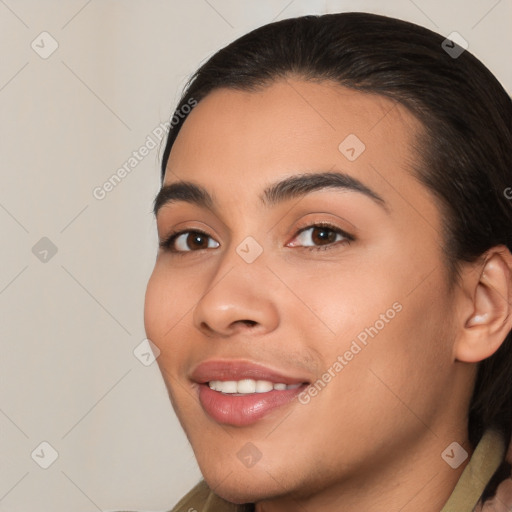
top-left (454, 245), bottom-right (512, 363)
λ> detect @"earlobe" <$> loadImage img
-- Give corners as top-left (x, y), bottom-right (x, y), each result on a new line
top-left (455, 246), bottom-right (512, 363)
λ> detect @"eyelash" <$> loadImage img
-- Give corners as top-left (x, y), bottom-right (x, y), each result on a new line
top-left (159, 222), bottom-right (354, 256)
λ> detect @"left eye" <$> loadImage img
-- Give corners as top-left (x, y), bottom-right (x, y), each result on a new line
top-left (160, 230), bottom-right (220, 252)
top-left (288, 225), bottom-right (352, 248)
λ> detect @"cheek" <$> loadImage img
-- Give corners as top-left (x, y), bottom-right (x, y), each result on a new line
top-left (277, 259), bottom-right (398, 339)
top-left (289, 255), bottom-right (454, 412)
top-left (143, 263), bottom-right (204, 381)
top-left (144, 262), bottom-right (194, 334)
top-left (144, 269), bottom-right (192, 406)
top-left (143, 268), bottom-right (165, 339)
top-left (323, 273), bottom-right (454, 431)
top-left (143, 264), bottom-right (188, 351)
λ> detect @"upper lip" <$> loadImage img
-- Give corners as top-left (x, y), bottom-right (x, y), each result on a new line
top-left (190, 359), bottom-right (310, 385)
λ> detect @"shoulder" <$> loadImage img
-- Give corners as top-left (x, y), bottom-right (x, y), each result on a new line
top-left (169, 480), bottom-right (244, 512)
top-left (105, 480), bottom-right (251, 512)
top-left (476, 435), bottom-right (512, 511)
top-left (106, 480), bottom-right (225, 512)
top-left (169, 480), bottom-right (212, 511)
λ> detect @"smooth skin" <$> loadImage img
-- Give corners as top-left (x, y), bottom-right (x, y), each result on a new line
top-left (144, 78), bottom-right (512, 511)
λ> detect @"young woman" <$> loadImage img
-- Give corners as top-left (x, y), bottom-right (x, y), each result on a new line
top-left (143, 12), bottom-right (512, 512)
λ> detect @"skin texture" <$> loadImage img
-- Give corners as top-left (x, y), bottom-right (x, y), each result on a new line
top-left (144, 79), bottom-right (512, 511)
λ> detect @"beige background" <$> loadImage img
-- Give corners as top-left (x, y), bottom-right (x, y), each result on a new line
top-left (0, 1), bottom-right (510, 511)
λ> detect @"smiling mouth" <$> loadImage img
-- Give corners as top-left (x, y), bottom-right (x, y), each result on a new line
top-left (197, 381), bottom-right (309, 427)
top-left (190, 360), bottom-right (311, 426)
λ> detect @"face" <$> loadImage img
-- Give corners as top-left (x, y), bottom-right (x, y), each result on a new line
top-left (144, 79), bottom-right (466, 505)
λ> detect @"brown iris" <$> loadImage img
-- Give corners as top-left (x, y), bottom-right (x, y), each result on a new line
top-left (186, 231), bottom-right (210, 250)
top-left (309, 226), bottom-right (338, 246)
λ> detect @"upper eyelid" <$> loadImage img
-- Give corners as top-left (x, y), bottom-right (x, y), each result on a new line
top-left (295, 222), bottom-right (353, 236)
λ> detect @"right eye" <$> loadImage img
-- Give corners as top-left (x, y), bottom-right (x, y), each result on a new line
top-left (159, 230), bottom-right (220, 253)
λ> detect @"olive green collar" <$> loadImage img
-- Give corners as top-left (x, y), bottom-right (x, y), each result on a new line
top-left (440, 429), bottom-right (506, 511)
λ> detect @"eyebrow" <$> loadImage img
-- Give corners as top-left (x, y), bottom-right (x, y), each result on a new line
top-left (153, 171), bottom-right (387, 216)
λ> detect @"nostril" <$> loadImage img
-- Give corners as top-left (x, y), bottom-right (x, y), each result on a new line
top-left (241, 320), bottom-right (257, 327)
top-left (199, 321), bottom-right (215, 336)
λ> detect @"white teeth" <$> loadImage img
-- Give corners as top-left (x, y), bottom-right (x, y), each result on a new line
top-left (221, 381), bottom-right (238, 393)
top-left (237, 379), bottom-right (256, 394)
top-left (255, 380), bottom-right (273, 393)
top-left (208, 379), bottom-right (301, 394)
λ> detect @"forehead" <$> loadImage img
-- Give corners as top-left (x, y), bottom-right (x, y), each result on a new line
top-left (163, 79), bottom-right (432, 221)
top-left (165, 79), bottom-right (421, 184)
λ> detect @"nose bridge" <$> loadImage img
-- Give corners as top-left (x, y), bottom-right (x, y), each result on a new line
top-left (192, 235), bottom-right (278, 336)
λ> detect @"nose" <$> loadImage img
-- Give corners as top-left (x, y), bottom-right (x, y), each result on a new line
top-left (192, 254), bottom-right (279, 338)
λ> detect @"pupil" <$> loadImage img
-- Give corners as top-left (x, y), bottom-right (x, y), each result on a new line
top-left (313, 228), bottom-right (335, 245)
top-left (189, 232), bottom-right (206, 249)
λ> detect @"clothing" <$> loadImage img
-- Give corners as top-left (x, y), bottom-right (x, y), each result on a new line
top-left (169, 429), bottom-right (509, 512)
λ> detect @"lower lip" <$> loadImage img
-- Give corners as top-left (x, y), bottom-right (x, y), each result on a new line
top-left (197, 383), bottom-right (307, 427)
